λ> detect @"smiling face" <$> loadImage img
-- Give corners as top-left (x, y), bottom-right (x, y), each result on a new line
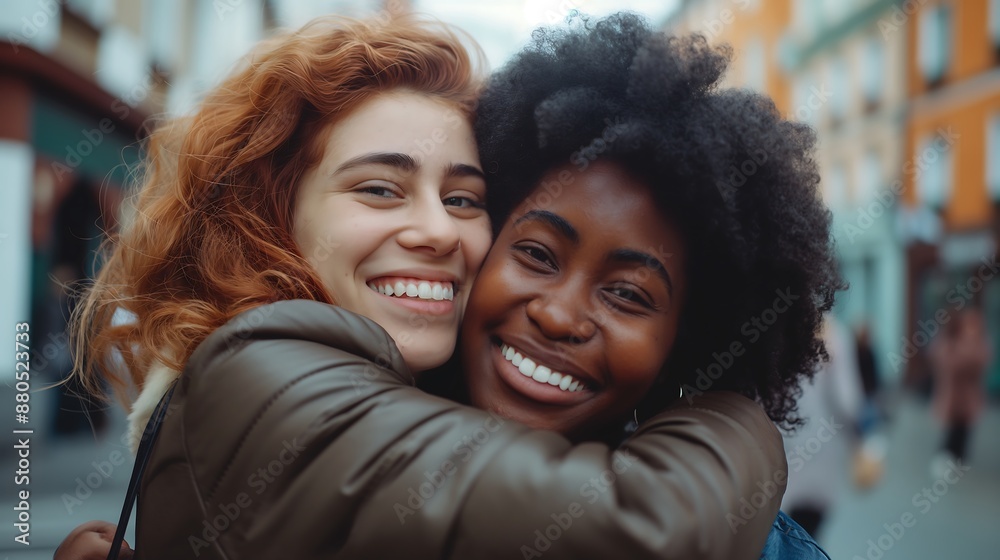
top-left (460, 160), bottom-right (687, 439)
top-left (294, 91), bottom-right (491, 373)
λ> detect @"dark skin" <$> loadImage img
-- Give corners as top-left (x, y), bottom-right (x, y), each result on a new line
top-left (461, 160), bottom-right (688, 441)
top-left (57, 160), bottom-right (690, 558)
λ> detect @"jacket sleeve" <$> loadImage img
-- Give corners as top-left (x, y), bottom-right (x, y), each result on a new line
top-left (181, 300), bottom-right (785, 560)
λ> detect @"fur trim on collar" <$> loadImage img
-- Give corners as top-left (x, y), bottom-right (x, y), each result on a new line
top-left (126, 360), bottom-right (180, 454)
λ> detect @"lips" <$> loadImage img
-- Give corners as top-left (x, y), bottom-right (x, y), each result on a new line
top-left (487, 337), bottom-right (599, 405)
top-left (499, 342), bottom-right (587, 392)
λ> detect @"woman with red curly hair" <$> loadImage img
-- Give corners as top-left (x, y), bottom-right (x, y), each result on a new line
top-left (57, 14), bottom-right (787, 560)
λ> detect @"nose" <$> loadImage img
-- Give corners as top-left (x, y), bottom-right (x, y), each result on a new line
top-left (525, 288), bottom-right (597, 343)
top-left (397, 194), bottom-right (461, 257)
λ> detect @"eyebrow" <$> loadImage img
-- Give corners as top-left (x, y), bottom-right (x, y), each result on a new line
top-left (444, 163), bottom-right (486, 181)
top-left (513, 210), bottom-right (579, 244)
top-left (333, 152), bottom-right (415, 175)
top-left (609, 248), bottom-right (673, 295)
top-left (332, 152), bottom-right (485, 180)
top-left (513, 210), bottom-right (673, 295)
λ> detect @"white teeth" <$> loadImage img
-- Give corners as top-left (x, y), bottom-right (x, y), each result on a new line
top-left (369, 280), bottom-right (455, 301)
top-left (519, 358), bottom-right (535, 376)
top-left (418, 282), bottom-right (432, 298)
top-left (519, 358), bottom-right (536, 377)
top-left (559, 375), bottom-right (573, 390)
top-left (498, 343), bottom-right (586, 393)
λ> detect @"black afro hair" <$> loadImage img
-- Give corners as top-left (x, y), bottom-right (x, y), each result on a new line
top-left (474, 11), bottom-right (845, 428)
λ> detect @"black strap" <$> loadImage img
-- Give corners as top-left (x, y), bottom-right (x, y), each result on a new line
top-left (107, 385), bottom-right (175, 560)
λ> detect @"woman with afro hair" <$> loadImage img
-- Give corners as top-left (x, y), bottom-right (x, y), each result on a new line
top-left (466, 11), bottom-right (843, 434)
top-left (458, 11), bottom-right (841, 558)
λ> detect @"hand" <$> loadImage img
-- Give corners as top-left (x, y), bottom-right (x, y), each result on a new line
top-left (54, 520), bottom-right (134, 560)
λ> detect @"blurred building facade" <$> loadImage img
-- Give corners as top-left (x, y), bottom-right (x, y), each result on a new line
top-left (3, 0), bottom-right (995, 392)
top-left (0, 0), bottom-right (400, 386)
top-left (901, 0), bottom-right (1000, 391)
top-left (667, 0), bottom-right (999, 392)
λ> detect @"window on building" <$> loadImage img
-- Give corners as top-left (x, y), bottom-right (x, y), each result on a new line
top-left (794, 0), bottom-right (821, 37)
top-left (744, 38), bottom-right (766, 92)
top-left (828, 55), bottom-right (851, 122)
top-left (855, 150), bottom-right (882, 203)
top-left (65, 0), bottom-right (113, 28)
top-left (861, 36), bottom-right (884, 107)
top-left (918, 4), bottom-right (952, 85)
top-left (144, 1), bottom-right (181, 73)
top-left (826, 163), bottom-right (848, 210)
top-left (0, 2), bottom-right (60, 52)
top-left (192, 0), bottom-right (264, 92)
top-left (792, 71), bottom-right (822, 126)
top-left (95, 25), bottom-right (148, 105)
top-left (821, 0), bottom-right (848, 25)
top-left (990, 0), bottom-right (1000, 46)
top-left (987, 114), bottom-right (1000, 200)
top-left (915, 135), bottom-right (953, 207)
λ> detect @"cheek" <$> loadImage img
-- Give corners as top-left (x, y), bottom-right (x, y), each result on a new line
top-left (464, 253), bottom-right (515, 324)
top-left (609, 325), bottom-right (672, 390)
top-left (294, 199), bottom-right (352, 261)
top-left (460, 219), bottom-right (493, 272)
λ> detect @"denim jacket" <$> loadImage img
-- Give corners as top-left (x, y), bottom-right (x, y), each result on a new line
top-left (760, 511), bottom-right (832, 559)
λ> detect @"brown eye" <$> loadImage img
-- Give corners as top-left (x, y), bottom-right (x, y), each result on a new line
top-left (514, 244), bottom-right (556, 269)
top-left (443, 196), bottom-right (484, 209)
top-left (605, 283), bottom-right (654, 310)
top-left (357, 183), bottom-right (400, 198)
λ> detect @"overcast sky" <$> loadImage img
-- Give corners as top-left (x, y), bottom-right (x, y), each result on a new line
top-left (413, 0), bottom-right (679, 69)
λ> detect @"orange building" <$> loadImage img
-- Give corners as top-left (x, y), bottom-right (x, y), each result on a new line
top-left (902, 0), bottom-right (1000, 387)
top-left (666, 0), bottom-right (792, 114)
top-left (667, 0), bottom-right (913, 385)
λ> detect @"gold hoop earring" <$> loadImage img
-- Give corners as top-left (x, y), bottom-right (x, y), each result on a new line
top-left (633, 386), bottom-right (685, 426)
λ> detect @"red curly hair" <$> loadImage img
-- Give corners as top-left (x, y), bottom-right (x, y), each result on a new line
top-left (70, 15), bottom-right (483, 405)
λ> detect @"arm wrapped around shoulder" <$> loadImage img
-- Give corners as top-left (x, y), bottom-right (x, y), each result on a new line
top-left (446, 391), bottom-right (786, 560)
top-left (166, 300), bottom-right (783, 560)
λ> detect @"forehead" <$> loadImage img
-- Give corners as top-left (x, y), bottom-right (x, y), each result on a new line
top-left (513, 160), bottom-right (668, 236)
top-left (321, 92), bottom-right (475, 162)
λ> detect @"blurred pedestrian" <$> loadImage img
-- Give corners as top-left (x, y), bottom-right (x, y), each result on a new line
top-left (852, 322), bottom-right (886, 490)
top-left (928, 304), bottom-right (992, 476)
top-left (854, 322), bottom-right (880, 429)
top-left (781, 314), bottom-right (864, 538)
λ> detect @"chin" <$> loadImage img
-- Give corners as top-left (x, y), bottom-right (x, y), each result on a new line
top-left (399, 343), bottom-right (454, 374)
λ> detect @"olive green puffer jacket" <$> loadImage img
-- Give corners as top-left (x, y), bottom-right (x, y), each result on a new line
top-left (135, 300), bottom-right (786, 559)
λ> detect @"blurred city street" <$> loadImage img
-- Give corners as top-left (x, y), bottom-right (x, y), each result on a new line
top-left (1, 0), bottom-right (999, 559)
top-left (1, 392), bottom-right (998, 558)
top-left (1, 399), bottom-right (135, 560)
top-left (820, 394), bottom-right (1000, 560)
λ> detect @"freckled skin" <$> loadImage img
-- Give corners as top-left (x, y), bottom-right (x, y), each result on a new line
top-left (460, 160), bottom-right (687, 440)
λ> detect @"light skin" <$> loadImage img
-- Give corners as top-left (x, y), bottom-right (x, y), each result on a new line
top-left (293, 90), bottom-right (492, 373)
top-left (57, 106), bottom-right (691, 560)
